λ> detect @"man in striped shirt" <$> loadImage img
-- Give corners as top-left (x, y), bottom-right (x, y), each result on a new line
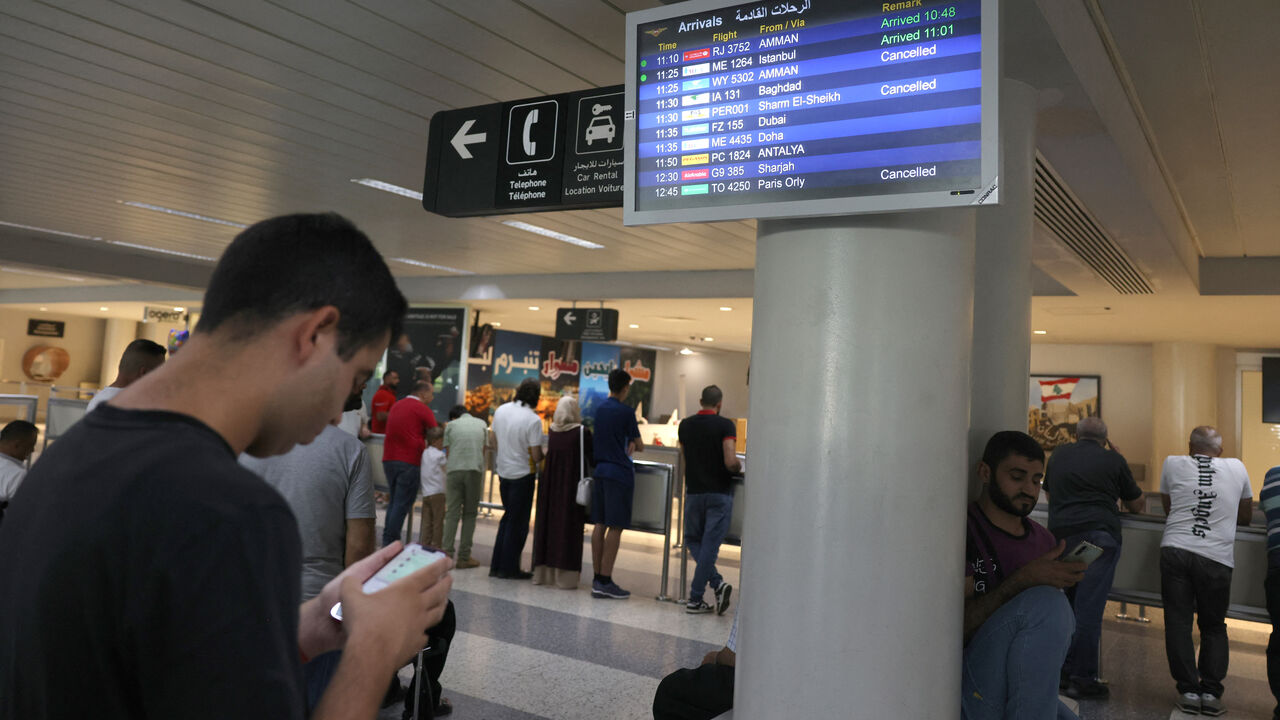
top-left (1262, 466), bottom-right (1280, 720)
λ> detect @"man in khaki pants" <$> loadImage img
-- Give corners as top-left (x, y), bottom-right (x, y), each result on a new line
top-left (441, 405), bottom-right (488, 568)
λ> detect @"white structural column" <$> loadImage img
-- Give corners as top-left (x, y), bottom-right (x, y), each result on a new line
top-left (967, 80), bottom-right (1038, 499)
top-left (98, 318), bottom-right (138, 389)
top-left (738, 210), bottom-right (976, 718)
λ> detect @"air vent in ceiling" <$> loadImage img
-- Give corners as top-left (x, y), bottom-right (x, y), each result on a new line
top-left (1033, 154), bottom-right (1153, 295)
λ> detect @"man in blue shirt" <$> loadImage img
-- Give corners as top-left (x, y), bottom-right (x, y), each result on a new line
top-left (590, 368), bottom-right (643, 599)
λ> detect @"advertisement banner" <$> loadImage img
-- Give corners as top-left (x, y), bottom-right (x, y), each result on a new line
top-left (387, 308), bottom-right (466, 420)
top-left (465, 322), bottom-right (497, 416)
top-left (491, 330), bottom-right (543, 407)
top-left (538, 337), bottom-right (582, 424)
top-left (619, 347), bottom-right (656, 418)
top-left (579, 342), bottom-right (620, 428)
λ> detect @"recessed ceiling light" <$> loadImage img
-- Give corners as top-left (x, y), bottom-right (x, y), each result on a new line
top-left (679, 348), bottom-right (694, 355)
top-left (719, 306), bottom-right (733, 311)
top-left (121, 201), bottom-right (248, 229)
top-left (350, 178), bottom-right (424, 201)
top-left (501, 220), bottom-right (604, 249)
top-left (703, 337), bottom-right (714, 342)
top-left (99, 306), bottom-right (109, 311)
top-left (0, 265), bottom-right (87, 283)
top-left (39, 307), bottom-right (48, 311)
top-left (0, 219), bottom-right (100, 241)
top-left (1033, 330), bottom-right (1048, 335)
top-left (491, 322), bottom-right (502, 327)
top-left (105, 240), bottom-right (218, 262)
top-left (528, 306), bottom-right (540, 311)
top-left (390, 257), bottom-right (474, 275)
top-left (173, 307), bottom-right (186, 312)
top-left (629, 323), bottom-right (640, 329)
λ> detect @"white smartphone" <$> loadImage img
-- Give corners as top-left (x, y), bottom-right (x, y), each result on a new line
top-left (1059, 540), bottom-right (1104, 567)
top-left (330, 544), bottom-right (448, 621)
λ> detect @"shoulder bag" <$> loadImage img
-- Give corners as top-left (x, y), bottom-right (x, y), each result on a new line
top-left (575, 425), bottom-right (593, 507)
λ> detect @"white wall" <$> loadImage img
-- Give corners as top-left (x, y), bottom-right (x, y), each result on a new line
top-left (652, 348), bottom-right (751, 423)
top-left (1031, 343), bottom-right (1154, 483)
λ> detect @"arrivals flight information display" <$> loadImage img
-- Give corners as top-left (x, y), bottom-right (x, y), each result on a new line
top-left (623, 0), bottom-right (998, 225)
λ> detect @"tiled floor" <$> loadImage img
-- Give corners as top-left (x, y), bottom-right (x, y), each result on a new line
top-left (377, 504), bottom-right (1277, 719)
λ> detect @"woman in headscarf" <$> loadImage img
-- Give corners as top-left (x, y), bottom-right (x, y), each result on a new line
top-left (531, 395), bottom-right (594, 589)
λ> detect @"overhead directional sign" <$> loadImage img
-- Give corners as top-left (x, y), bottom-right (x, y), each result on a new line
top-left (423, 86), bottom-right (625, 217)
top-left (555, 307), bottom-right (620, 342)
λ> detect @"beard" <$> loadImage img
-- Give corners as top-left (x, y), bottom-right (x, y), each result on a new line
top-left (988, 482), bottom-right (1037, 517)
top-left (343, 390), bottom-right (363, 413)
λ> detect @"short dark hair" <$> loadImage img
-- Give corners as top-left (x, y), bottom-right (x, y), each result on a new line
top-left (981, 431), bottom-right (1045, 471)
top-left (448, 404), bottom-right (467, 421)
top-left (414, 380), bottom-right (433, 395)
top-left (196, 213), bottom-right (407, 359)
top-left (0, 420), bottom-right (37, 443)
top-left (700, 385), bottom-right (723, 407)
top-left (426, 426), bottom-right (444, 443)
top-left (515, 379), bottom-right (540, 407)
top-left (119, 339), bottom-right (167, 373)
top-left (383, 370), bottom-right (399, 381)
top-left (608, 368), bottom-right (632, 393)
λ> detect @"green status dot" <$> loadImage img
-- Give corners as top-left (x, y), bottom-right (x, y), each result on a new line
top-left (641, 74), bottom-right (647, 82)
top-left (641, 60), bottom-right (647, 67)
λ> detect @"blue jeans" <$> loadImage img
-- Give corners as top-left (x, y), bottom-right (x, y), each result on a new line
top-left (685, 492), bottom-right (733, 601)
top-left (304, 650), bottom-right (342, 712)
top-left (963, 586), bottom-right (1079, 720)
top-left (491, 474), bottom-right (535, 575)
top-left (382, 460), bottom-right (419, 546)
top-left (1061, 529), bottom-right (1121, 682)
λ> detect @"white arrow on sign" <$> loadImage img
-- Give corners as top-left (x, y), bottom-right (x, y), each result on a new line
top-left (450, 119), bottom-right (486, 159)
top-left (562, 312), bottom-right (577, 325)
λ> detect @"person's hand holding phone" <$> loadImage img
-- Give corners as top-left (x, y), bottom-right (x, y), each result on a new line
top-left (337, 544), bottom-right (453, 673)
top-left (298, 542), bottom-right (452, 662)
top-left (1011, 540), bottom-right (1086, 590)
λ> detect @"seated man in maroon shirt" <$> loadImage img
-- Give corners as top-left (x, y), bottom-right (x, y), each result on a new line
top-left (963, 431), bottom-right (1087, 720)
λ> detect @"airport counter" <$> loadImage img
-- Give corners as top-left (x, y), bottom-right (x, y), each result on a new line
top-left (1029, 507), bottom-right (1269, 623)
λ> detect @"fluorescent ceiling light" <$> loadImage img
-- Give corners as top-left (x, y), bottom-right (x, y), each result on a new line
top-left (390, 257), bottom-right (474, 275)
top-left (703, 337), bottom-right (714, 342)
top-left (629, 323), bottom-right (640, 329)
top-left (491, 322), bottom-right (502, 327)
top-left (637, 344), bottom-right (671, 352)
top-left (1033, 330), bottom-right (1048, 335)
top-left (106, 240), bottom-right (218, 262)
top-left (0, 265), bottom-right (87, 283)
top-left (39, 307), bottom-right (48, 311)
top-left (173, 307), bottom-right (186, 312)
top-left (99, 306), bottom-right (109, 311)
top-left (501, 220), bottom-right (604, 250)
top-left (719, 306), bottom-right (733, 311)
top-left (351, 178), bottom-right (423, 201)
top-left (528, 306), bottom-right (540, 311)
top-left (679, 347), bottom-right (694, 356)
top-left (121, 201), bottom-right (248, 229)
top-left (0, 219), bottom-right (100, 240)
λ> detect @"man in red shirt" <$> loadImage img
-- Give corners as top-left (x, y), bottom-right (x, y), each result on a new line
top-left (382, 379), bottom-right (437, 546)
top-left (369, 370), bottom-right (399, 434)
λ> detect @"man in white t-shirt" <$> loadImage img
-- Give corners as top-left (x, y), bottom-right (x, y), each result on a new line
top-left (86, 339), bottom-right (167, 412)
top-left (489, 379), bottom-right (544, 579)
top-left (1159, 425), bottom-right (1253, 716)
top-left (0, 421), bottom-right (38, 525)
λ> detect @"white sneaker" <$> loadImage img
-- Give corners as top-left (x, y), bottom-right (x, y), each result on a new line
top-left (1199, 693), bottom-right (1225, 716)
top-left (1176, 691), bottom-right (1201, 715)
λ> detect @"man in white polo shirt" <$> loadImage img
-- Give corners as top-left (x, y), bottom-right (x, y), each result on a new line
top-left (1159, 425), bottom-right (1253, 717)
top-left (489, 379), bottom-right (544, 579)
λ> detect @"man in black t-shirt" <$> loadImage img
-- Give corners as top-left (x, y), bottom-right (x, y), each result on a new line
top-left (678, 385), bottom-right (742, 615)
top-left (0, 213), bottom-right (453, 720)
top-left (1044, 416), bottom-right (1145, 700)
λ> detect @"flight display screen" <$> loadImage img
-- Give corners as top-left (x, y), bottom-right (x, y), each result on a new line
top-left (623, 0), bottom-right (998, 225)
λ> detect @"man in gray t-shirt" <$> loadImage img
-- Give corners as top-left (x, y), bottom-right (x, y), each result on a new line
top-left (240, 424), bottom-right (375, 600)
